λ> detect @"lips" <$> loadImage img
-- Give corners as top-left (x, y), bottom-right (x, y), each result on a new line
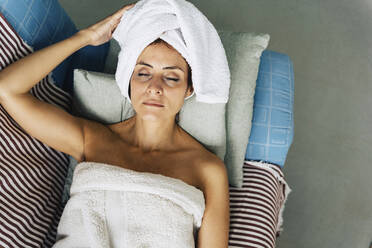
top-left (143, 101), bottom-right (164, 107)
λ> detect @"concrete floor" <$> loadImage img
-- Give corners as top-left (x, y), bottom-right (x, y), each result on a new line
top-left (59, 0), bottom-right (372, 247)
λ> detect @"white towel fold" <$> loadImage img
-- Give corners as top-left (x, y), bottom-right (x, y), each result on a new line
top-left (53, 161), bottom-right (205, 248)
top-left (112, 0), bottom-right (231, 103)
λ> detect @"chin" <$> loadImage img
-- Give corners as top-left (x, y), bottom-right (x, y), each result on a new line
top-left (139, 113), bottom-right (163, 121)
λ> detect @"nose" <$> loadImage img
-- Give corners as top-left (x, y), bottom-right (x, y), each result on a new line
top-left (146, 77), bottom-right (163, 96)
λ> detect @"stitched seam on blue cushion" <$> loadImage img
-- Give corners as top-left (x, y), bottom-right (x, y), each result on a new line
top-left (29, 7), bottom-right (42, 26)
top-left (260, 70), bottom-right (290, 79)
top-left (21, 0), bottom-right (33, 32)
top-left (51, 1), bottom-right (63, 41)
top-left (252, 123), bottom-right (291, 129)
top-left (286, 55), bottom-right (291, 147)
top-left (249, 141), bottom-right (288, 146)
top-left (267, 59), bottom-right (288, 64)
top-left (0, 0), bottom-right (5, 13)
top-left (265, 51), bottom-right (271, 162)
top-left (261, 71), bottom-right (290, 79)
top-left (253, 107), bottom-right (291, 118)
top-left (32, 0), bottom-right (50, 44)
top-left (45, 0), bottom-right (53, 42)
top-left (256, 87), bottom-right (291, 98)
top-left (289, 61), bottom-right (295, 147)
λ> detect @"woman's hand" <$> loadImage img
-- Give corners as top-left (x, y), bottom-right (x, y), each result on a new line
top-left (80, 2), bottom-right (136, 46)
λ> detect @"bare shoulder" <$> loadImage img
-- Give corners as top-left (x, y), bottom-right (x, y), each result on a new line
top-left (196, 150), bottom-right (229, 192)
top-left (177, 127), bottom-right (229, 192)
top-left (185, 142), bottom-right (229, 194)
top-left (76, 118), bottom-right (118, 162)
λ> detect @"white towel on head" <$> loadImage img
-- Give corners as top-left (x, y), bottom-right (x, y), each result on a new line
top-left (112, 0), bottom-right (231, 103)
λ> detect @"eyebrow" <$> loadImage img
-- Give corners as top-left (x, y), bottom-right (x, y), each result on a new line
top-left (136, 61), bottom-right (185, 73)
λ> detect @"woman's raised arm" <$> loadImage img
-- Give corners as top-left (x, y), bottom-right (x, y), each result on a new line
top-left (0, 31), bottom-right (90, 97)
top-left (0, 3), bottom-right (135, 161)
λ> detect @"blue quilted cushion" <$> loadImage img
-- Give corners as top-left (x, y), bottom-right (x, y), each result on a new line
top-left (0, 0), bottom-right (109, 93)
top-left (245, 50), bottom-right (294, 167)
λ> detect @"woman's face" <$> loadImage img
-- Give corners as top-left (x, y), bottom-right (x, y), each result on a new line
top-left (129, 42), bottom-right (193, 121)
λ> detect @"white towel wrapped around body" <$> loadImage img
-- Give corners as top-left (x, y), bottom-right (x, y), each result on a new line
top-left (112, 0), bottom-right (231, 104)
top-left (53, 161), bottom-right (205, 248)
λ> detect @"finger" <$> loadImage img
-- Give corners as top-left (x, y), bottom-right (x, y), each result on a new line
top-left (113, 19), bottom-right (120, 28)
top-left (110, 15), bottom-right (122, 27)
top-left (113, 3), bottom-right (135, 19)
top-left (112, 23), bottom-right (119, 33)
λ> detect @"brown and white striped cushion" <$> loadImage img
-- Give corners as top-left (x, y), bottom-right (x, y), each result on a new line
top-left (0, 14), bottom-right (72, 248)
top-left (228, 161), bottom-right (290, 248)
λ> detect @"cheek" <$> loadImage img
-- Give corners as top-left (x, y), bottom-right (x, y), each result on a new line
top-left (131, 81), bottom-right (145, 95)
top-left (129, 81), bottom-right (144, 109)
top-left (170, 90), bottom-right (187, 110)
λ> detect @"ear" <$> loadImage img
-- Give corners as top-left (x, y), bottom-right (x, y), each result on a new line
top-left (185, 84), bottom-right (194, 98)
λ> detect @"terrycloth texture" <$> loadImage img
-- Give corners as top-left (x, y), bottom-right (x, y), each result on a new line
top-left (112, 0), bottom-right (231, 103)
top-left (55, 162), bottom-right (205, 248)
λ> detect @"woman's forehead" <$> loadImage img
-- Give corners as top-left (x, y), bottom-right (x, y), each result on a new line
top-left (136, 60), bottom-right (185, 74)
top-left (137, 43), bottom-right (187, 71)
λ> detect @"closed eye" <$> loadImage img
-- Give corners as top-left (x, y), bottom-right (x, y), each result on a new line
top-left (138, 73), bottom-right (179, 82)
top-left (138, 73), bottom-right (149, 77)
top-left (166, 78), bottom-right (179, 82)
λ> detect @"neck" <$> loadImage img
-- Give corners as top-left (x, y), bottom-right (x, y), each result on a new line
top-left (129, 115), bottom-right (178, 153)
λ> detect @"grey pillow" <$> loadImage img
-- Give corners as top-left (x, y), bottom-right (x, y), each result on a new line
top-left (220, 31), bottom-right (270, 187)
top-left (63, 30), bottom-right (269, 202)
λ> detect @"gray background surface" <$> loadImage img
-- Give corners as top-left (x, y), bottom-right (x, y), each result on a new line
top-left (59, 0), bottom-right (372, 247)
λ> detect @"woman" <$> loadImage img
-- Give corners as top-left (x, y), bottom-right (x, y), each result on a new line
top-left (0, 3), bottom-right (229, 247)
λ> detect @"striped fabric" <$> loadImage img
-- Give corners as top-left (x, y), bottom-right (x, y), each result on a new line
top-left (228, 161), bottom-right (290, 248)
top-left (0, 13), bottom-right (71, 248)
